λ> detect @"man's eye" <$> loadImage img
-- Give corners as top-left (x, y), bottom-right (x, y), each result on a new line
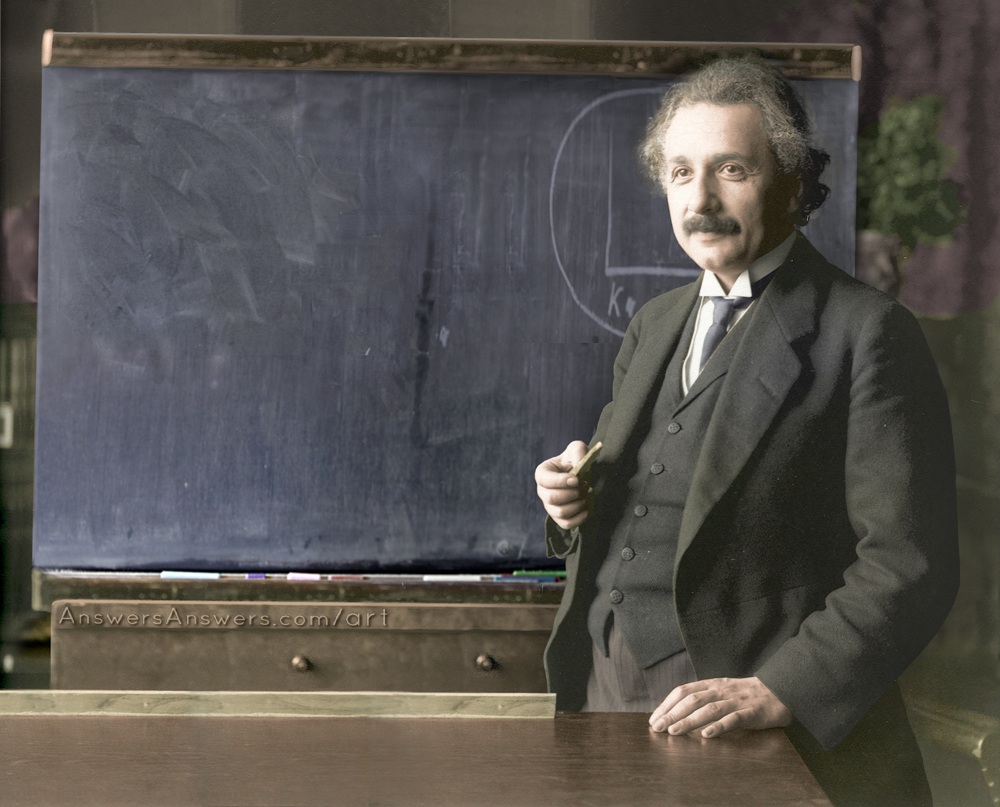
top-left (670, 167), bottom-right (692, 181)
top-left (720, 164), bottom-right (747, 178)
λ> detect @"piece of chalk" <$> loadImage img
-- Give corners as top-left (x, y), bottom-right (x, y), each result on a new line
top-left (160, 571), bottom-right (221, 580)
top-left (287, 572), bottom-right (322, 581)
top-left (570, 441), bottom-right (603, 478)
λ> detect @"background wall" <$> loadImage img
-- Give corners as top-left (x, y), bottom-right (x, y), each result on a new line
top-left (2, 1), bottom-right (996, 804)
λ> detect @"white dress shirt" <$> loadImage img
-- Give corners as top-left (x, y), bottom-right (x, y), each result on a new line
top-left (681, 231), bottom-right (797, 395)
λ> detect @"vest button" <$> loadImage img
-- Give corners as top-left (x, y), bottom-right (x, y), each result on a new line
top-left (634, 504), bottom-right (647, 517)
top-left (650, 462), bottom-right (664, 474)
top-left (610, 589), bottom-right (624, 604)
top-left (667, 422), bottom-right (682, 434)
top-left (621, 547), bottom-right (635, 561)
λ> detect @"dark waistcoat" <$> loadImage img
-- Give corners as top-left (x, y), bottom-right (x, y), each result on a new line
top-left (587, 300), bottom-right (752, 669)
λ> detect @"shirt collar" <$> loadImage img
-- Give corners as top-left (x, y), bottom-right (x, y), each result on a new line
top-left (698, 230), bottom-right (797, 299)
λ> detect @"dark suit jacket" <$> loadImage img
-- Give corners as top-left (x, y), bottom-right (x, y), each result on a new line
top-left (544, 234), bottom-right (959, 805)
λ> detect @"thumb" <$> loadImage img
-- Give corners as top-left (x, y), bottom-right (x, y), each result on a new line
top-left (561, 440), bottom-right (589, 470)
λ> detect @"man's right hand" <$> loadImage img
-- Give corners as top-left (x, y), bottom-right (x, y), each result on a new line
top-left (535, 440), bottom-right (591, 530)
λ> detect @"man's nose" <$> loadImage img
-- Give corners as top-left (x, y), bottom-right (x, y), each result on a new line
top-left (689, 173), bottom-right (720, 214)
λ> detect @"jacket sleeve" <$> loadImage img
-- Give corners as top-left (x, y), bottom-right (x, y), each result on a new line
top-left (754, 301), bottom-right (960, 749)
top-left (545, 521), bottom-right (580, 558)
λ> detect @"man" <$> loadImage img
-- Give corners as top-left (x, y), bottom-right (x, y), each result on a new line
top-left (535, 57), bottom-right (958, 806)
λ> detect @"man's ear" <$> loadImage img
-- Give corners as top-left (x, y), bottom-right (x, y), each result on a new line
top-left (786, 177), bottom-right (803, 217)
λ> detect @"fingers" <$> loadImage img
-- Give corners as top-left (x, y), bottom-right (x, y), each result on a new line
top-left (648, 679), bottom-right (712, 730)
top-left (541, 494), bottom-right (589, 530)
top-left (534, 441), bottom-right (588, 486)
top-left (648, 677), bottom-right (792, 739)
top-left (536, 473), bottom-right (590, 529)
top-left (653, 690), bottom-right (743, 738)
top-left (535, 441), bottom-right (591, 530)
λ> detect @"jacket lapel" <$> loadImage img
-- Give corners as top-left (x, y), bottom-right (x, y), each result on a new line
top-left (675, 236), bottom-right (823, 565)
top-left (598, 281), bottom-right (700, 465)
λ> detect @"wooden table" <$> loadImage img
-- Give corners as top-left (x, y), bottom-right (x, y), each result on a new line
top-left (0, 711), bottom-right (831, 806)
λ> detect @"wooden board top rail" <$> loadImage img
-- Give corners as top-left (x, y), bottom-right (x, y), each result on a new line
top-left (42, 31), bottom-right (859, 79)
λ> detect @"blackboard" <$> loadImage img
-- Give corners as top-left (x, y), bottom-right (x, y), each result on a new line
top-left (34, 51), bottom-right (858, 571)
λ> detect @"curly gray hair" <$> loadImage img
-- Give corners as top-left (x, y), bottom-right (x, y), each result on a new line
top-left (638, 57), bottom-right (831, 225)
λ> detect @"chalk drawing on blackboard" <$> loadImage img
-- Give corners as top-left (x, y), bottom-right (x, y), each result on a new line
top-left (602, 134), bottom-right (699, 282)
top-left (549, 87), bottom-right (700, 337)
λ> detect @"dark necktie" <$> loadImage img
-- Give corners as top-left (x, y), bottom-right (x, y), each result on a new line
top-left (699, 296), bottom-right (751, 371)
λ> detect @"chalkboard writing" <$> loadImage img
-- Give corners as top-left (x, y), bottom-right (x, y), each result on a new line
top-left (35, 65), bottom-right (857, 571)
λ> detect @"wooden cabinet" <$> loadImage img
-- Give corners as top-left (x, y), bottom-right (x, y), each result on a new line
top-left (50, 599), bottom-right (558, 692)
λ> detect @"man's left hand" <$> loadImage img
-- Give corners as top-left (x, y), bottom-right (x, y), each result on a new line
top-left (648, 677), bottom-right (793, 738)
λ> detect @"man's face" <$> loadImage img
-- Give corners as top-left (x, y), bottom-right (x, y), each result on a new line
top-left (657, 102), bottom-right (799, 281)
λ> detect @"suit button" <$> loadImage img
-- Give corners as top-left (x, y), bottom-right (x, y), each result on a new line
top-left (621, 547), bottom-right (635, 561)
top-left (667, 422), bottom-right (681, 434)
top-left (634, 504), bottom-right (647, 517)
top-left (650, 462), bottom-right (664, 474)
top-left (610, 589), bottom-right (624, 604)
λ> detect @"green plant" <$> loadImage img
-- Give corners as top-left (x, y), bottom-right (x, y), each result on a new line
top-left (856, 95), bottom-right (965, 251)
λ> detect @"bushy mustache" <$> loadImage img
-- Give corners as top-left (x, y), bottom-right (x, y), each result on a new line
top-left (683, 215), bottom-right (741, 236)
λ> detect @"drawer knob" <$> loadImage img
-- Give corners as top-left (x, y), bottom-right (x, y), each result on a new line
top-left (475, 653), bottom-right (498, 672)
top-left (290, 655), bottom-right (313, 672)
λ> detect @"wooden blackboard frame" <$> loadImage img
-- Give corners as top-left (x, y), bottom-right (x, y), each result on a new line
top-left (42, 30), bottom-right (859, 80)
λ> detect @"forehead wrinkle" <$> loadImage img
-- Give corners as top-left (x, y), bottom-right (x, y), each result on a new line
top-left (711, 150), bottom-right (758, 165)
top-left (665, 150), bottom-right (759, 167)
